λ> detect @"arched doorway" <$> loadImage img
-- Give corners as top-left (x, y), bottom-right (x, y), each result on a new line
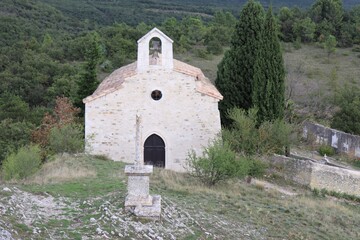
top-left (144, 134), bottom-right (165, 168)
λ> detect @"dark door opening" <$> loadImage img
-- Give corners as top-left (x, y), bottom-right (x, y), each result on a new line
top-left (144, 134), bottom-right (165, 168)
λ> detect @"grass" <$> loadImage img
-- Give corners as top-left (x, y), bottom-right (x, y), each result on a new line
top-left (21, 154), bottom-right (126, 198)
top-left (1, 154), bottom-right (360, 239)
top-left (150, 166), bottom-right (360, 239)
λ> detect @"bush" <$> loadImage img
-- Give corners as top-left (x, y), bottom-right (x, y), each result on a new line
top-left (1, 145), bottom-right (42, 180)
top-left (195, 48), bottom-right (210, 59)
top-left (318, 145), bottom-right (336, 156)
top-left (224, 108), bottom-right (258, 155)
top-left (353, 160), bottom-right (360, 168)
top-left (331, 85), bottom-right (360, 135)
top-left (186, 139), bottom-right (245, 186)
top-left (247, 158), bottom-right (268, 177)
top-left (352, 46), bottom-right (360, 52)
top-left (0, 119), bottom-right (34, 164)
top-left (224, 108), bottom-right (296, 156)
top-left (49, 124), bottom-right (84, 154)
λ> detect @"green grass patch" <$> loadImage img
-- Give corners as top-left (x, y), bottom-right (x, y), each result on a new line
top-left (21, 155), bottom-right (126, 199)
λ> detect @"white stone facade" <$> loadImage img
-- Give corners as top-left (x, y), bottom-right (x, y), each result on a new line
top-left (83, 28), bottom-right (223, 172)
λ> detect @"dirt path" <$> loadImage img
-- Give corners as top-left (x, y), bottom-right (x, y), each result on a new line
top-left (251, 179), bottom-right (299, 196)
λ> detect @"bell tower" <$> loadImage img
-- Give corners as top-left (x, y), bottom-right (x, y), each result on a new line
top-left (137, 28), bottom-right (174, 72)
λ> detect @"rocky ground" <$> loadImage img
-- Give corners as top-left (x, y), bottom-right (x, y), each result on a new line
top-left (0, 186), bottom-right (266, 240)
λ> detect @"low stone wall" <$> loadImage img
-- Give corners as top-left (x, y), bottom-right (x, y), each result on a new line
top-left (303, 121), bottom-right (360, 158)
top-left (311, 164), bottom-right (360, 195)
top-left (269, 155), bottom-right (312, 186)
top-left (269, 155), bottom-right (360, 197)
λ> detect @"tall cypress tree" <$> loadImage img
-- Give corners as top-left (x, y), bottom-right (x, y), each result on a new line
top-left (253, 7), bottom-right (285, 123)
top-left (76, 32), bottom-right (102, 115)
top-left (215, 0), bottom-right (265, 126)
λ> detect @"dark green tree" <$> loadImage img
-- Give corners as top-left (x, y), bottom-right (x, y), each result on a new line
top-left (331, 85), bottom-right (360, 135)
top-left (0, 119), bottom-right (34, 164)
top-left (76, 32), bottom-right (102, 114)
top-left (293, 17), bottom-right (316, 43)
top-left (310, 0), bottom-right (344, 39)
top-left (215, 0), bottom-right (265, 126)
top-left (0, 92), bottom-right (30, 122)
top-left (253, 8), bottom-right (285, 123)
top-left (278, 7), bottom-right (295, 42)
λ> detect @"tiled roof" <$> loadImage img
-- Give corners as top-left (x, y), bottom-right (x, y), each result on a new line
top-left (173, 59), bottom-right (223, 100)
top-left (83, 60), bottom-right (223, 103)
top-left (83, 62), bottom-right (137, 103)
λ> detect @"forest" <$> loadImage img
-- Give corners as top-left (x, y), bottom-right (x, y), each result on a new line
top-left (1, 0), bottom-right (360, 164)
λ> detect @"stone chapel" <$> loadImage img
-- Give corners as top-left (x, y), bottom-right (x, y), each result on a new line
top-left (83, 28), bottom-right (223, 172)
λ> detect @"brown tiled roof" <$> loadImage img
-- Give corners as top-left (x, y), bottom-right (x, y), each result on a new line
top-left (83, 60), bottom-right (223, 103)
top-left (83, 62), bottom-right (137, 103)
top-left (173, 59), bottom-right (223, 100)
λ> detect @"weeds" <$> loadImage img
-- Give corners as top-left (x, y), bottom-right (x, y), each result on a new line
top-left (318, 144), bottom-right (336, 156)
top-left (312, 188), bottom-right (360, 203)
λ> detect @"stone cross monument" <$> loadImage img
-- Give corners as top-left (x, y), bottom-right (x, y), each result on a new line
top-left (124, 115), bottom-right (161, 218)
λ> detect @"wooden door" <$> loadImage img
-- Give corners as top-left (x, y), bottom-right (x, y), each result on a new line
top-left (144, 134), bottom-right (165, 168)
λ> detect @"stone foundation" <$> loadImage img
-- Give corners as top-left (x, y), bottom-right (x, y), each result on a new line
top-left (124, 165), bottom-right (161, 219)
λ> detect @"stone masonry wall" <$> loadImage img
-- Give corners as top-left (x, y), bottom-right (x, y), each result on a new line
top-left (270, 155), bottom-right (312, 186)
top-left (85, 69), bottom-right (221, 172)
top-left (310, 164), bottom-right (360, 196)
top-left (303, 121), bottom-right (360, 158)
top-left (269, 155), bottom-right (360, 197)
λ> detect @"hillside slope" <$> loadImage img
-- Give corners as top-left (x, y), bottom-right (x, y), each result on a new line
top-left (0, 0), bottom-right (85, 47)
top-left (0, 155), bottom-right (359, 239)
top-left (39, 0), bottom-right (359, 26)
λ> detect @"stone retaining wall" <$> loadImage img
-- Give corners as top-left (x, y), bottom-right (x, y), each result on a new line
top-left (303, 121), bottom-right (360, 158)
top-left (269, 155), bottom-right (360, 197)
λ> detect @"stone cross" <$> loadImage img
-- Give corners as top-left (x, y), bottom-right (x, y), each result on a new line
top-left (135, 115), bottom-right (142, 166)
top-left (124, 114), bottom-right (161, 219)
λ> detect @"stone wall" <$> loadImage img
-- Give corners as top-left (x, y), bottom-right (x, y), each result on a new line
top-left (303, 121), bottom-right (360, 158)
top-left (269, 155), bottom-right (312, 186)
top-left (85, 68), bottom-right (221, 172)
top-left (269, 155), bottom-right (360, 197)
top-left (310, 164), bottom-right (360, 195)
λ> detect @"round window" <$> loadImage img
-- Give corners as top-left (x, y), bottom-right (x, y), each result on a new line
top-left (151, 90), bottom-right (162, 101)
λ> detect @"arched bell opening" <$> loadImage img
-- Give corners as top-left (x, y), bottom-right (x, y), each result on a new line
top-left (149, 37), bottom-right (162, 65)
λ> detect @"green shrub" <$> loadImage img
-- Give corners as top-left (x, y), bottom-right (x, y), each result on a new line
top-left (331, 85), bottom-right (360, 135)
top-left (258, 119), bottom-right (294, 155)
top-left (313, 188), bottom-right (360, 203)
top-left (0, 119), bottom-right (34, 164)
top-left (351, 46), bottom-right (360, 52)
top-left (1, 145), bottom-right (42, 180)
top-left (318, 145), bottom-right (336, 156)
top-left (206, 40), bottom-right (223, 55)
top-left (353, 160), bottom-right (360, 168)
top-left (49, 124), bottom-right (84, 154)
top-left (225, 108), bottom-right (258, 155)
top-left (195, 48), bottom-right (209, 59)
top-left (224, 108), bottom-right (296, 156)
top-left (186, 139), bottom-right (244, 186)
top-left (247, 158), bottom-right (268, 177)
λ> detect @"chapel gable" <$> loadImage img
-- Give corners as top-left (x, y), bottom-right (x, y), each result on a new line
top-left (137, 28), bottom-right (173, 72)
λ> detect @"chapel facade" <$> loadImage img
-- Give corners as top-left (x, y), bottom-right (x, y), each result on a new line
top-left (83, 28), bottom-right (223, 172)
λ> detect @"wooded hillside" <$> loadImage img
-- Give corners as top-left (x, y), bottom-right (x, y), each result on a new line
top-left (1, 0), bottom-right (360, 164)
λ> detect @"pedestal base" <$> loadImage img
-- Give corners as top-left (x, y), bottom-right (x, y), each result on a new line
top-left (125, 195), bottom-right (161, 219)
top-left (124, 165), bottom-right (161, 218)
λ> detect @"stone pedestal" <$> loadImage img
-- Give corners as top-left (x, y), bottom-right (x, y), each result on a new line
top-left (124, 165), bottom-right (161, 218)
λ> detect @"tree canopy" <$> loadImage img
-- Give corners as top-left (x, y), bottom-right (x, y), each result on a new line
top-left (215, 0), bottom-right (265, 126)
